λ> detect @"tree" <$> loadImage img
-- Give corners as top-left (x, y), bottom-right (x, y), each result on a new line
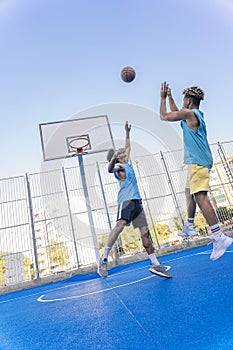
top-left (23, 255), bottom-right (34, 280)
top-left (0, 254), bottom-right (6, 285)
top-left (46, 240), bottom-right (69, 271)
top-left (121, 226), bottom-right (143, 253)
top-left (98, 226), bottom-right (143, 256)
top-left (193, 212), bottom-right (208, 235)
top-left (151, 223), bottom-right (171, 244)
top-left (173, 213), bottom-right (186, 232)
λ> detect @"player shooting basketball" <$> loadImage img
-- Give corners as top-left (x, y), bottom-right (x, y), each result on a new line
top-left (97, 121), bottom-right (172, 279)
top-left (160, 82), bottom-right (233, 260)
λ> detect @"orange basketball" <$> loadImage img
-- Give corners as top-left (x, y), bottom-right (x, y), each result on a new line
top-left (121, 66), bottom-right (136, 83)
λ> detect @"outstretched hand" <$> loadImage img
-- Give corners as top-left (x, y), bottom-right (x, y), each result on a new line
top-left (160, 81), bottom-right (172, 99)
top-left (125, 121), bottom-right (131, 133)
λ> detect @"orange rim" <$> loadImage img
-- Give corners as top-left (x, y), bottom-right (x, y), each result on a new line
top-left (69, 137), bottom-right (89, 154)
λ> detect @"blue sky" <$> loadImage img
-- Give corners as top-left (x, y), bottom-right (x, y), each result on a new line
top-left (0, 0), bottom-right (233, 177)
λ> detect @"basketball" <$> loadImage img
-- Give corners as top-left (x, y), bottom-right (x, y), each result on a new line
top-left (121, 66), bottom-right (136, 83)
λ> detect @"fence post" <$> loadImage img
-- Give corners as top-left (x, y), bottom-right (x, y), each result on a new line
top-left (134, 160), bottom-right (160, 248)
top-left (62, 167), bottom-right (80, 268)
top-left (217, 142), bottom-right (233, 190)
top-left (216, 142), bottom-right (233, 226)
top-left (77, 155), bottom-right (100, 263)
top-left (96, 161), bottom-right (119, 263)
top-left (160, 151), bottom-right (184, 225)
top-left (25, 173), bottom-right (40, 279)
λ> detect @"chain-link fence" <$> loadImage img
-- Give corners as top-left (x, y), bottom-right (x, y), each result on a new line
top-left (1, 141), bottom-right (233, 287)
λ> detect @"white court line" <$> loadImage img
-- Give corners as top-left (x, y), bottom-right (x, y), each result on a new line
top-left (164, 248), bottom-right (232, 262)
top-left (37, 274), bottom-right (159, 303)
top-left (0, 265), bottom-right (154, 305)
top-left (163, 249), bottom-right (212, 263)
top-left (3, 247), bottom-right (232, 305)
top-left (196, 250), bottom-right (233, 255)
top-left (0, 248), bottom-right (216, 305)
top-left (40, 249), bottom-right (226, 303)
top-left (37, 265), bottom-right (172, 303)
top-left (0, 277), bottom-right (99, 305)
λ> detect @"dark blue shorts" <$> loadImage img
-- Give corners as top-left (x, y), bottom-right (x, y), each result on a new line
top-left (116, 199), bottom-right (148, 228)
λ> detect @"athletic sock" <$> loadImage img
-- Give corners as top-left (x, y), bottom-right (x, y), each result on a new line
top-left (187, 218), bottom-right (194, 229)
top-left (210, 224), bottom-right (222, 238)
top-left (149, 253), bottom-right (160, 266)
top-left (102, 247), bottom-right (111, 260)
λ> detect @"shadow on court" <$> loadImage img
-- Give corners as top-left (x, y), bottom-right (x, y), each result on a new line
top-left (0, 245), bottom-right (233, 350)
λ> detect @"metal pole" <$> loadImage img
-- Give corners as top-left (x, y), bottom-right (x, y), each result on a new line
top-left (61, 167), bottom-right (80, 268)
top-left (134, 160), bottom-right (160, 248)
top-left (217, 142), bottom-right (233, 190)
top-left (25, 173), bottom-right (40, 279)
top-left (160, 151), bottom-right (184, 224)
top-left (77, 155), bottom-right (100, 262)
top-left (96, 161), bottom-right (119, 263)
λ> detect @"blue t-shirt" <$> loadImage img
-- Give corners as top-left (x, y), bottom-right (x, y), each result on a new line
top-left (181, 109), bottom-right (213, 169)
top-left (114, 162), bottom-right (141, 204)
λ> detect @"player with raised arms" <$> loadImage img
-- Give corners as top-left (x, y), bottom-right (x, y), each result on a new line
top-left (159, 82), bottom-right (233, 260)
top-left (97, 121), bottom-right (172, 279)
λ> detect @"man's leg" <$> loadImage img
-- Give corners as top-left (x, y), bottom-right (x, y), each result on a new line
top-left (194, 191), bottom-right (233, 260)
top-left (139, 226), bottom-right (172, 278)
top-left (97, 220), bottom-right (126, 278)
top-left (194, 191), bottom-right (217, 226)
top-left (186, 188), bottom-right (196, 219)
top-left (179, 165), bottom-right (198, 237)
top-left (105, 220), bottom-right (126, 250)
top-left (178, 188), bottom-right (198, 237)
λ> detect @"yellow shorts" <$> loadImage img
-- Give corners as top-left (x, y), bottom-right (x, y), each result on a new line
top-left (185, 164), bottom-right (210, 194)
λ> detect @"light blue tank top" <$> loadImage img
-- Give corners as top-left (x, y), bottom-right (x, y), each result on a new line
top-left (181, 109), bottom-right (213, 169)
top-left (114, 162), bottom-right (141, 204)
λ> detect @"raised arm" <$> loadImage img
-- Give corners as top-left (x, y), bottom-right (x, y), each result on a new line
top-left (160, 82), bottom-right (168, 119)
top-left (160, 81), bottom-right (196, 123)
top-left (167, 84), bottom-right (179, 111)
top-left (124, 121), bottom-right (131, 160)
top-left (108, 121), bottom-right (132, 173)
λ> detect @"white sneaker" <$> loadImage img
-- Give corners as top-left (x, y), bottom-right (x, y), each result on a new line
top-left (210, 234), bottom-right (233, 261)
top-left (178, 222), bottom-right (198, 237)
top-left (97, 256), bottom-right (108, 277)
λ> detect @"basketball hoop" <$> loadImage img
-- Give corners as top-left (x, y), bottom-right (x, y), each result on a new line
top-left (68, 137), bottom-right (89, 155)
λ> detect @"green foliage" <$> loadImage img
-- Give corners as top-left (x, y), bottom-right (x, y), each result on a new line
top-left (194, 212), bottom-right (209, 235)
top-left (172, 211), bottom-right (209, 235)
top-left (46, 241), bottom-right (69, 269)
top-left (172, 216), bottom-right (184, 232)
top-left (98, 221), bottom-right (174, 256)
top-left (23, 255), bottom-right (35, 280)
top-left (0, 252), bottom-right (35, 285)
top-left (152, 223), bottom-right (171, 244)
top-left (98, 233), bottom-right (108, 250)
top-left (98, 226), bottom-right (144, 255)
top-left (121, 226), bottom-right (143, 253)
top-left (172, 212), bottom-right (188, 232)
top-left (0, 254), bottom-right (6, 285)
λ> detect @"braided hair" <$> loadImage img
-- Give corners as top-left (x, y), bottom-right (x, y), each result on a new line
top-left (183, 86), bottom-right (204, 100)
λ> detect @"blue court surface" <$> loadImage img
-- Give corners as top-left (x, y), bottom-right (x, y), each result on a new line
top-left (1, 245), bottom-right (233, 350)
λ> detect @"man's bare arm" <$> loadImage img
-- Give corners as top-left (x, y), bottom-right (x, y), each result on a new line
top-left (167, 85), bottom-right (179, 111)
top-left (160, 82), bottom-right (198, 126)
top-left (124, 121), bottom-right (131, 161)
top-left (160, 108), bottom-right (195, 122)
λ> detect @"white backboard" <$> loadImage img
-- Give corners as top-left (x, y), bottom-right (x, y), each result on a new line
top-left (39, 115), bottom-right (115, 161)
